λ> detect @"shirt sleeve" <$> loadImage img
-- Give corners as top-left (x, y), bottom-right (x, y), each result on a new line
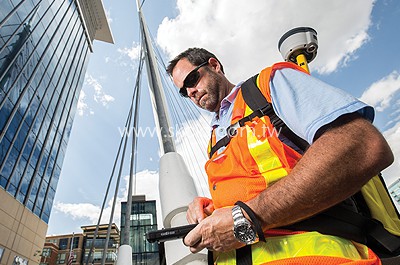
top-left (269, 67), bottom-right (375, 144)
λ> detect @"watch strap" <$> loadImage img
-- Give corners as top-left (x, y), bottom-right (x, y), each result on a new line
top-left (235, 201), bottom-right (266, 242)
top-left (232, 205), bottom-right (245, 226)
top-left (232, 205), bottom-right (257, 244)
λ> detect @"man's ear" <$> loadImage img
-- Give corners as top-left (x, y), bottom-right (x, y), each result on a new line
top-left (208, 57), bottom-right (221, 73)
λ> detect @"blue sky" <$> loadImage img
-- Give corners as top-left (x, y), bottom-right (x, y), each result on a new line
top-left (47, 0), bottom-right (400, 235)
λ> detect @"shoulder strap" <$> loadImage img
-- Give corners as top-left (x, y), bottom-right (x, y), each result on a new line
top-left (208, 74), bottom-right (309, 158)
top-left (240, 75), bottom-right (268, 113)
top-left (241, 74), bottom-right (310, 152)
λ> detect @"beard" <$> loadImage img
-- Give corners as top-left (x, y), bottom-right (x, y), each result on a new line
top-left (198, 70), bottom-right (223, 112)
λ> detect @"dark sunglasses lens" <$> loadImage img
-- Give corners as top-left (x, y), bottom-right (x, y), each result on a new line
top-left (184, 71), bottom-right (200, 88)
top-left (179, 63), bottom-right (207, 98)
top-left (179, 87), bottom-right (188, 97)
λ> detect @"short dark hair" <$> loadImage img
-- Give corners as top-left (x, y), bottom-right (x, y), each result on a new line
top-left (166, 47), bottom-right (224, 75)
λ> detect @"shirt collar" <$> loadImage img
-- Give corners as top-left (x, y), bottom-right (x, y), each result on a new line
top-left (211, 82), bottom-right (243, 126)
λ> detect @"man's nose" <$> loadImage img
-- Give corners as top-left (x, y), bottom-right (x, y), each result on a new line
top-left (187, 86), bottom-right (197, 98)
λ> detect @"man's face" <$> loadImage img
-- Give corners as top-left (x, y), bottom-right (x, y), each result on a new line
top-left (172, 58), bottom-right (223, 112)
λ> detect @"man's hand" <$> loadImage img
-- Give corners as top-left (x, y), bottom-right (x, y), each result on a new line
top-left (184, 207), bottom-right (243, 253)
top-left (187, 197), bottom-right (215, 223)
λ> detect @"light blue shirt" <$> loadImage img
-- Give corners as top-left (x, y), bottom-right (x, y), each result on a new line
top-left (212, 67), bottom-right (374, 145)
top-left (211, 81), bottom-right (243, 142)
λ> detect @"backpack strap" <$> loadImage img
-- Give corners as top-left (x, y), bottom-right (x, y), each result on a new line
top-left (209, 74), bottom-right (308, 158)
top-left (241, 75), bottom-right (310, 152)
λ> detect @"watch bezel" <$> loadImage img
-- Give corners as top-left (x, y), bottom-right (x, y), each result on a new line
top-left (234, 221), bottom-right (257, 244)
top-left (232, 205), bottom-right (257, 244)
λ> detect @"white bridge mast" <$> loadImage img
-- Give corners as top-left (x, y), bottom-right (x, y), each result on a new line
top-left (117, 1), bottom-right (208, 264)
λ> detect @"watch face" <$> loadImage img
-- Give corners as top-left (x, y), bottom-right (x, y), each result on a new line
top-left (234, 222), bottom-right (257, 244)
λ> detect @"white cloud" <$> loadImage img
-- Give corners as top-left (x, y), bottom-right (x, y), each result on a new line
top-left (53, 202), bottom-right (102, 223)
top-left (359, 71), bottom-right (400, 186)
top-left (77, 90), bottom-right (89, 116)
top-left (157, 0), bottom-right (374, 82)
top-left (85, 74), bottom-right (115, 107)
top-left (360, 71), bottom-right (400, 112)
top-left (53, 170), bottom-right (162, 228)
top-left (382, 121), bottom-right (400, 186)
top-left (118, 43), bottom-right (141, 61)
top-left (126, 170), bottom-right (161, 202)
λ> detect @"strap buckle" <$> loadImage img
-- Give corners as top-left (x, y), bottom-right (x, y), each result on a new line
top-left (226, 122), bottom-right (240, 138)
top-left (259, 105), bottom-right (271, 116)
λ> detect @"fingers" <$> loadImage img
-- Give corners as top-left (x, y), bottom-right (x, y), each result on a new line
top-left (183, 222), bottom-right (213, 253)
top-left (183, 225), bottom-right (202, 252)
top-left (187, 197), bottom-right (214, 224)
top-left (204, 202), bottom-right (215, 216)
top-left (183, 207), bottom-right (243, 253)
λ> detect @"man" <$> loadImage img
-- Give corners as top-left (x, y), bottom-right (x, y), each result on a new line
top-left (167, 47), bottom-right (395, 264)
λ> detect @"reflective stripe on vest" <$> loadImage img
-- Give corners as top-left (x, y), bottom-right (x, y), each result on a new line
top-left (214, 232), bottom-right (380, 265)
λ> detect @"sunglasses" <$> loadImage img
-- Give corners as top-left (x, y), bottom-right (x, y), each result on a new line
top-left (179, 61), bottom-right (209, 97)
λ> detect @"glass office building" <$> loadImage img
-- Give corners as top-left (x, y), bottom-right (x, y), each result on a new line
top-left (121, 195), bottom-right (163, 265)
top-left (0, 1), bottom-right (112, 264)
top-left (389, 178), bottom-right (400, 211)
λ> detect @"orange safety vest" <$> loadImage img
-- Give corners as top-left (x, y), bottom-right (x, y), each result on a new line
top-left (205, 62), bottom-right (381, 264)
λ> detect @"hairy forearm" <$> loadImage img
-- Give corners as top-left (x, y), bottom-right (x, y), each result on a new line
top-left (248, 114), bottom-right (394, 230)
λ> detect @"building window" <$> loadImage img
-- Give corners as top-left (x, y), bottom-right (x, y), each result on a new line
top-left (106, 251), bottom-right (117, 262)
top-left (57, 253), bottom-right (66, 264)
top-left (130, 213), bottom-right (154, 226)
top-left (46, 239), bottom-right (58, 244)
top-left (42, 248), bottom-right (51, 257)
top-left (92, 251), bottom-right (103, 262)
top-left (13, 256), bottom-right (28, 265)
top-left (72, 237), bottom-right (79, 249)
top-left (59, 238), bottom-right (69, 250)
top-left (84, 238), bottom-right (116, 249)
top-left (0, 247), bottom-right (4, 263)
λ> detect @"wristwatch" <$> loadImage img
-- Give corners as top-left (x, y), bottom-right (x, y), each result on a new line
top-left (232, 205), bottom-right (257, 244)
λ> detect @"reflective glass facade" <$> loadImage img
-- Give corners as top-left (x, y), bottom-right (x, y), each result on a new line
top-left (389, 178), bottom-right (400, 210)
top-left (0, 0), bottom-right (91, 223)
top-left (121, 197), bottom-right (162, 264)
